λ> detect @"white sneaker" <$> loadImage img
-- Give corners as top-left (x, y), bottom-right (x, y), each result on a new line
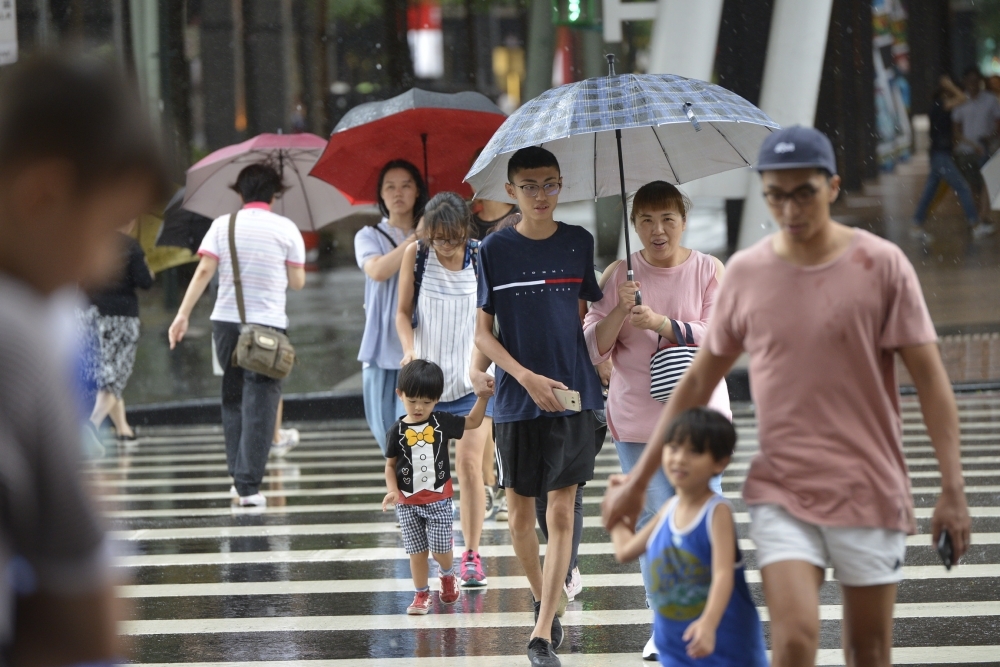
top-left (973, 222), bottom-right (995, 238)
top-left (642, 636), bottom-right (658, 661)
top-left (495, 495), bottom-right (508, 522)
top-left (484, 485), bottom-right (496, 520)
top-left (237, 492), bottom-right (266, 507)
top-left (564, 566), bottom-right (583, 602)
top-left (229, 485), bottom-right (239, 498)
top-left (909, 225), bottom-right (934, 243)
top-left (270, 428), bottom-right (300, 458)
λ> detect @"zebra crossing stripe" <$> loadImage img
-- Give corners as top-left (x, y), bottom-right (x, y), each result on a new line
top-left (116, 564), bottom-right (1000, 596)
top-left (116, 646), bottom-right (1000, 666)
top-left (117, 601), bottom-right (1000, 635)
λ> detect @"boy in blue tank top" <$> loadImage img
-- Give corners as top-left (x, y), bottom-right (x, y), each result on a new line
top-left (610, 408), bottom-right (766, 667)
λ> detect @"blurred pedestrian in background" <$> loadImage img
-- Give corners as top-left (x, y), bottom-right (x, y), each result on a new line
top-left (0, 53), bottom-right (165, 665)
top-left (169, 163), bottom-right (306, 509)
top-left (355, 159), bottom-right (427, 449)
top-left (396, 192), bottom-right (494, 588)
top-left (952, 67), bottom-right (1000, 231)
top-left (911, 76), bottom-right (979, 243)
top-left (88, 219), bottom-right (154, 443)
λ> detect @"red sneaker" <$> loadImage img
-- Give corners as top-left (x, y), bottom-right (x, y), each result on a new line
top-left (407, 590), bottom-right (431, 615)
top-left (439, 573), bottom-right (461, 605)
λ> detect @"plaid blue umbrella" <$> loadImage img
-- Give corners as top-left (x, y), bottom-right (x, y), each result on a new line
top-left (465, 61), bottom-right (779, 300)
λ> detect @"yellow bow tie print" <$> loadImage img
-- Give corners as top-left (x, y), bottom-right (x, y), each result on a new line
top-left (405, 425), bottom-right (435, 446)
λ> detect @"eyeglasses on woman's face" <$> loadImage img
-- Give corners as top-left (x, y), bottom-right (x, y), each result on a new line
top-left (509, 181), bottom-right (561, 198)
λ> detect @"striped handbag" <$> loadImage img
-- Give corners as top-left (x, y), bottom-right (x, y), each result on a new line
top-left (649, 320), bottom-right (696, 403)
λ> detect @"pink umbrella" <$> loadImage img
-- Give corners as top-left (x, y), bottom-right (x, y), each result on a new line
top-left (182, 133), bottom-right (375, 231)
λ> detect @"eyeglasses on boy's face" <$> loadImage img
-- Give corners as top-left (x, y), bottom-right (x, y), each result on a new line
top-left (762, 184), bottom-right (820, 207)
top-left (509, 181), bottom-right (562, 198)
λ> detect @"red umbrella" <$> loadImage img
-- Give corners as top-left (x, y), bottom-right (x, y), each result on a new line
top-left (310, 88), bottom-right (506, 204)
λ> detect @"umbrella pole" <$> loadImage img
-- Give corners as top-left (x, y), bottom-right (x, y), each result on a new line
top-left (421, 133), bottom-right (429, 188)
top-left (615, 128), bottom-right (641, 306)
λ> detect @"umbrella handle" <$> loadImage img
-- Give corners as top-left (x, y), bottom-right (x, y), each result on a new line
top-left (627, 269), bottom-right (642, 306)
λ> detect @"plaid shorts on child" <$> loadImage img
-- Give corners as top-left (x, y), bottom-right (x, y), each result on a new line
top-left (397, 498), bottom-right (453, 554)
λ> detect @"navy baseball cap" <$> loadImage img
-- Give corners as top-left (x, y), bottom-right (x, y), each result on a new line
top-left (756, 126), bottom-right (837, 175)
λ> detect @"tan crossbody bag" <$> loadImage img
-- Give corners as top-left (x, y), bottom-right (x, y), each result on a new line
top-left (228, 212), bottom-right (296, 379)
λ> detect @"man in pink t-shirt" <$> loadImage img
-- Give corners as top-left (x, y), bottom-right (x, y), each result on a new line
top-left (602, 126), bottom-right (970, 667)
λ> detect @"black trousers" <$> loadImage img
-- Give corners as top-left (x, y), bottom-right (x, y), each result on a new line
top-left (213, 321), bottom-right (283, 497)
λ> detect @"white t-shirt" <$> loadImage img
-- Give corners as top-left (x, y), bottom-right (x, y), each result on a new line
top-left (198, 205), bottom-right (306, 329)
top-left (952, 92), bottom-right (1000, 154)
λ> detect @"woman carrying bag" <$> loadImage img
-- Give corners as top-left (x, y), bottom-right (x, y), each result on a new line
top-left (169, 163), bottom-right (306, 509)
top-left (582, 181), bottom-right (729, 662)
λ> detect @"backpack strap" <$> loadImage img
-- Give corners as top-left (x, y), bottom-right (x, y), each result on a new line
top-left (411, 240), bottom-right (431, 328)
top-left (465, 238), bottom-right (480, 277)
top-left (372, 224), bottom-right (398, 248)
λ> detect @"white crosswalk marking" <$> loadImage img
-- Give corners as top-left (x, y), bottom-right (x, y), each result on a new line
top-left (100, 398), bottom-right (1000, 665)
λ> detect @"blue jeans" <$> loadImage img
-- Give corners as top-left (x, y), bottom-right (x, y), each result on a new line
top-left (436, 392), bottom-right (495, 418)
top-left (362, 366), bottom-right (404, 454)
top-left (614, 439), bottom-right (723, 608)
top-left (913, 150), bottom-right (979, 224)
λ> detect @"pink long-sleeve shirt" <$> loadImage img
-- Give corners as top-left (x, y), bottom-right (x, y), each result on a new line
top-left (584, 250), bottom-right (731, 444)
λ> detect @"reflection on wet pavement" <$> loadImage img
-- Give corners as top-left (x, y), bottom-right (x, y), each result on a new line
top-left (86, 398), bottom-right (1000, 665)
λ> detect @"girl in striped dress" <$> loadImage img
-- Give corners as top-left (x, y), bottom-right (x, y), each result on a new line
top-left (396, 192), bottom-right (494, 588)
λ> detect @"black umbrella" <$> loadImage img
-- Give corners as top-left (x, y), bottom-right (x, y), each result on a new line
top-left (156, 188), bottom-right (214, 254)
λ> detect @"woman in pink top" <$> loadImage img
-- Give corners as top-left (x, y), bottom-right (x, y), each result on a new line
top-left (583, 181), bottom-right (728, 661)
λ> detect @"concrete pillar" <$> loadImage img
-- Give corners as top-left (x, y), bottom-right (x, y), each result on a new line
top-left (647, 0), bottom-right (723, 80)
top-left (200, 0), bottom-right (240, 149)
top-left (244, 0), bottom-right (286, 135)
top-left (523, 0), bottom-right (554, 101)
top-left (129, 0), bottom-right (160, 131)
top-left (736, 0), bottom-right (833, 249)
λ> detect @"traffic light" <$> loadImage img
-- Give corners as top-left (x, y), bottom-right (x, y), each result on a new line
top-left (553, 0), bottom-right (598, 28)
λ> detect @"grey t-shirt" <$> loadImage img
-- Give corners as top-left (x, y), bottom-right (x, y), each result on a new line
top-left (952, 92), bottom-right (1000, 154)
top-left (0, 275), bottom-right (107, 646)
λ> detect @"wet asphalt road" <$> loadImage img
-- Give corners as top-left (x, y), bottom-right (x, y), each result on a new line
top-left (89, 396), bottom-right (1000, 666)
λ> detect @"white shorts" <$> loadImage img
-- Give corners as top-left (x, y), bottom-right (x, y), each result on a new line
top-left (748, 504), bottom-right (907, 587)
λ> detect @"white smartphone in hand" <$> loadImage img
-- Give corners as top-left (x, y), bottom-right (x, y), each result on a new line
top-left (552, 388), bottom-right (582, 412)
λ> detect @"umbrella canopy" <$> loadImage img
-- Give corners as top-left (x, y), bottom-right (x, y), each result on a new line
top-left (465, 72), bottom-right (780, 203)
top-left (183, 133), bottom-right (372, 231)
top-left (156, 187), bottom-right (213, 253)
top-left (310, 88), bottom-right (506, 203)
top-left (466, 64), bottom-right (779, 305)
top-left (983, 152), bottom-right (1000, 210)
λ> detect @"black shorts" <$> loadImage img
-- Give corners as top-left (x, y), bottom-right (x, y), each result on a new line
top-left (495, 410), bottom-right (598, 498)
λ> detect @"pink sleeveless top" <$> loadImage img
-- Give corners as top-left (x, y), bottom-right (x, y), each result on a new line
top-left (583, 250), bottom-right (731, 443)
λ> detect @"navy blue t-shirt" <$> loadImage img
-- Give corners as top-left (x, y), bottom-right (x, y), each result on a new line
top-left (477, 222), bottom-right (604, 423)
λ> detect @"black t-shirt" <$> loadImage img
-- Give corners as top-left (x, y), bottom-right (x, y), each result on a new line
top-left (88, 233), bottom-right (154, 317)
top-left (471, 205), bottom-right (520, 240)
top-left (384, 411), bottom-right (465, 505)
top-left (930, 98), bottom-right (954, 153)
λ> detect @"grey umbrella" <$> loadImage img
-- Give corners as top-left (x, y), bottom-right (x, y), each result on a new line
top-left (466, 57), bottom-right (779, 303)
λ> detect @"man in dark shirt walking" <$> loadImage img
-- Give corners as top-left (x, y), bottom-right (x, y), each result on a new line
top-left (911, 75), bottom-right (983, 243)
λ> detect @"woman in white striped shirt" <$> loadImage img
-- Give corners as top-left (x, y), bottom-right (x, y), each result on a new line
top-left (396, 192), bottom-right (494, 589)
